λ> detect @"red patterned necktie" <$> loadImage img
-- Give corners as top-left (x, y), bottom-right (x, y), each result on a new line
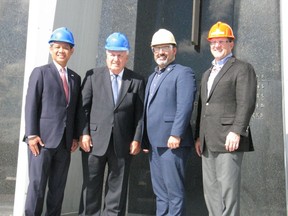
top-left (60, 68), bottom-right (69, 103)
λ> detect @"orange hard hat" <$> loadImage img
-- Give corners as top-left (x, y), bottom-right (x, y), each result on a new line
top-left (207, 21), bottom-right (235, 40)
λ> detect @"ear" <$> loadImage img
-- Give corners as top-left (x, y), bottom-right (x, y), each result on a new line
top-left (230, 41), bottom-right (235, 49)
top-left (173, 46), bottom-right (177, 55)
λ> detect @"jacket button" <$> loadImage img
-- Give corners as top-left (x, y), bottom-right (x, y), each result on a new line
top-left (206, 103), bottom-right (209, 106)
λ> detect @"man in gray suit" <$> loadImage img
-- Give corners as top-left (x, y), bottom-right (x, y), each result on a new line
top-left (78, 32), bottom-right (145, 216)
top-left (24, 27), bottom-right (81, 216)
top-left (142, 29), bottom-right (196, 216)
top-left (195, 21), bottom-right (257, 216)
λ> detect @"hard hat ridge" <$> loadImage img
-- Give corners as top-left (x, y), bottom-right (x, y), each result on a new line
top-left (105, 32), bottom-right (130, 51)
top-left (151, 28), bottom-right (177, 47)
top-left (207, 21), bottom-right (235, 40)
top-left (48, 27), bottom-right (75, 47)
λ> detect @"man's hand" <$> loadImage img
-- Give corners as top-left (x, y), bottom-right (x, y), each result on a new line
top-left (28, 136), bottom-right (44, 156)
top-left (130, 141), bottom-right (141, 155)
top-left (195, 138), bottom-right (202, 157)
top-left (79, 135), bottom-right (92, 152)
top-left (167, 135), bottom-right (181, 149)
top-left (225, 132), bottom-right (240, 152)
top-left (71, 139), bottom-right (79, 152)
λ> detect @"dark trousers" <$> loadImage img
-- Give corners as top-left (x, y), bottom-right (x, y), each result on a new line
top-left (79, 138), bottom-right (131, 216)
top-left (25, 138), bottom-right (71, 216)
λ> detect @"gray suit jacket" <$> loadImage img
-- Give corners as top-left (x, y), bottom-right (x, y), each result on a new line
top-left (195, 57), bottom-right (257, 152)
top-left (78, 67), bottom-right (145, 158)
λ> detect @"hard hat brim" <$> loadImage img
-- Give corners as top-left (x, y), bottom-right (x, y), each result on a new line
top-left (49, 40), bottom-right (75, 47)
top-left (105, 46), bottom-right (129, 51)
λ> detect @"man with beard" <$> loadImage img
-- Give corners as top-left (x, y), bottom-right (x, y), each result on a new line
top-left (142, 29), bottom-right (197, 216)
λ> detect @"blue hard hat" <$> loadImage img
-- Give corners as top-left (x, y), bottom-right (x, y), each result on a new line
top-left (105, 32), bottom-right (130, 51)
top-left (48, 27), bottom-right (75, 47)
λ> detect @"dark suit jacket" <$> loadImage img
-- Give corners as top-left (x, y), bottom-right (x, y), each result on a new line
top-left (143, 63), bottom-right (197, 149)
top-left (78, 67), bottom-right (145, 158)
top-left (195, 57), bottom-right (257, 152)
top-left (25, 62), bottom-right (81, 150)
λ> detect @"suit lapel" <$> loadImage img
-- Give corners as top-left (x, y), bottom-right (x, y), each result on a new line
top-left (115, 68), bottom-right (131, 109)
top-left (67, 68), bottom-right (73, 90)
top-left (145, 75), bottom-right (153, 104)
top-left (102, 67), bottom-right (115, 107)
top-left (207, 57), bottom-right (235, 100)
top-left (154, 65), bottom-right (174, 93)
top-left (144, 74), bottom-right (154, 112)
top-left (67, 68), bottom-right (76, 105)
top-left (147, 65), bottom-right (174, 106)
top-left (202, 67), bottom-right (211, 101)
top-left (49, 63), bottom-right (67, 104)
top-left (50, 63), bottom-right (62, 87)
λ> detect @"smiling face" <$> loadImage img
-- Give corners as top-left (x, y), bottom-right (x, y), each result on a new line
top-left (209, 37), bottom-right (234, 62)
top-left (49, 42), bottom-right (74, 67)
top-left (152, 44), bottom-right (177, 69)
top-left (106, 50), bottom-right (129, 74)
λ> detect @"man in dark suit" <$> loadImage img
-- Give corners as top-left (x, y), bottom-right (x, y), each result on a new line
top-left (142, 29), bottom-right (196, 216)
top-left (24, 27), bottom-right (81, 216)
top-left (195, 22), bottom-right (257, 216)
top-left (78, 32), bottom-right (145, 216)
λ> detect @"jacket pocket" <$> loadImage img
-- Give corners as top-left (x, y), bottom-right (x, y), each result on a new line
top-left (220, 117), bottom-right (234, 125)
top-left (164, 115), bottom-right (175, 122)
top-left (90, 123), bottom-right (97, 131)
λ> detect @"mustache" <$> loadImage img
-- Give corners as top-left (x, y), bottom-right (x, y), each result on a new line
top-left (157, 54), bottom-right (167, 58)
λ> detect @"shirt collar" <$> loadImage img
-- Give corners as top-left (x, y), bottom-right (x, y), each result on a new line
top-left (154, 68), bottom-right (165, 74)
top-left (110, 69), bottom-right (124, 79)
top-left (53, 61), bottom-right (67, 72)
top-left (155, 61), bottom-right (175, 74)
top-left (212, 53), bottom-right (233, 67)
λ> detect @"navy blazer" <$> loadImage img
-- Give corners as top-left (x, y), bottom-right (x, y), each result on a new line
top-left (143, 63), bottom-right (197, 149)
top-left (24, 63), bottom-right (81, 150)
top-left (77, 67), bottom-right (145, 158)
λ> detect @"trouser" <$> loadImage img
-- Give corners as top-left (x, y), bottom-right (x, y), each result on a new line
top-left (25, 139), bottom-right (70, 216)
top-left (149, 146), bottom-right (191, 216)
top-left (202, 148), bottom-right (244, 216)
top-left (79, 137), bottom-right (131, 216)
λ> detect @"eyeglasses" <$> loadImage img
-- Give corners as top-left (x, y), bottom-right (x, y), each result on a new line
top-left (152, 45), bottom-right (173, 53)
top-left (209, 40), bottom-right (230, 46)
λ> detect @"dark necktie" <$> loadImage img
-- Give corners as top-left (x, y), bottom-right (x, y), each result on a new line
top-left (60, 68), bottom-right (69, 104)
top-left (112, 74), bottom-right (118, 105)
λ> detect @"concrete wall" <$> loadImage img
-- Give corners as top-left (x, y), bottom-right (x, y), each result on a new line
top-left (0, 0), bottom-right (29, 214)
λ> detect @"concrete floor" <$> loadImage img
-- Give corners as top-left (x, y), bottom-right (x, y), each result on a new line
top-left (0, 195), bottom-right (153, 216)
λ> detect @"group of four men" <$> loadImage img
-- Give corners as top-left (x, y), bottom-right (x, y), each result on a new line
top-left (24, 21), bottom-right (257, 216)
